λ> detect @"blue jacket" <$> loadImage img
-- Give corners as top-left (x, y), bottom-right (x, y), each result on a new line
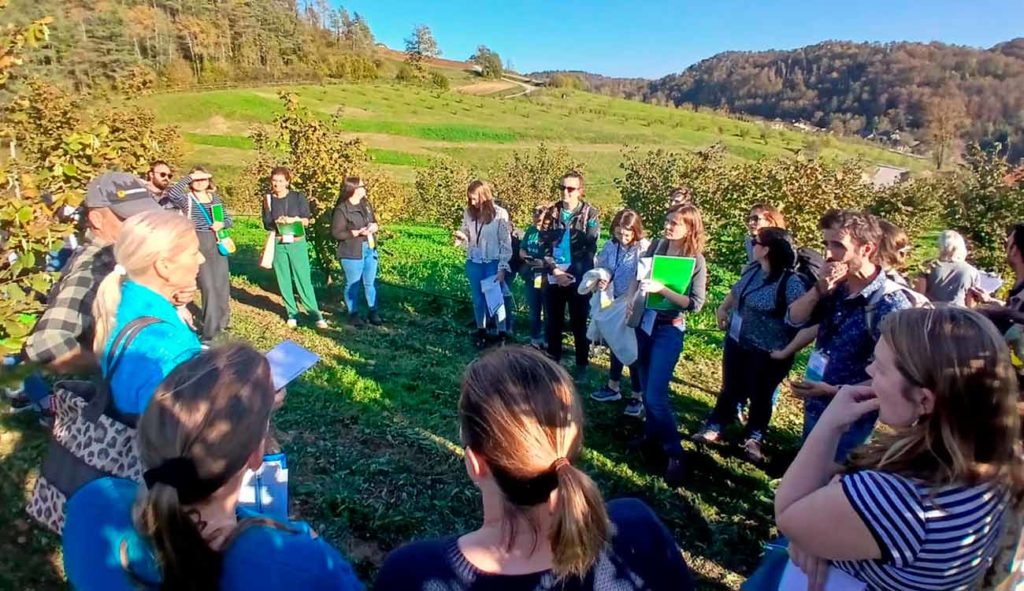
top-left (99, 281), bottom-right (201, 416)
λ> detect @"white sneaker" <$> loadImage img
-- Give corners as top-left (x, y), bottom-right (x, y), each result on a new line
top-left (286, 319), bottom-right (297, 329)
top-left (315, 319), bottom-right (329, 329)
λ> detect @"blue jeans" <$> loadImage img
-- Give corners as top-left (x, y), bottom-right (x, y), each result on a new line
top-left (636, 323), bottom-right (685, 458)
top-left (340, 242), bottom-right (378, 314)
top-left (465, 260), bottom-right (501, 330)
top-left (803, 397), bottom-right (878, 463)
top-left (521, 270), bottom-right (544, 342)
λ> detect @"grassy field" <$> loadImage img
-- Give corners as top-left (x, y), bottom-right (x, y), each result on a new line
top-left (134, 75), bottom-right (926, 210)
top-left (1, 217), bottom-right (816, 590)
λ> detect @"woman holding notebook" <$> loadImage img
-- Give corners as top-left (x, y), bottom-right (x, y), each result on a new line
top-left (629, 203), bottom-right (707, 487)
top-left (163, 166), bottom-right (233, 342)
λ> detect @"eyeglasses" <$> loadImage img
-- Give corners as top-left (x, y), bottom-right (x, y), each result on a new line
top-left (747, 215), bottom-right (764, 223)
top-left (561, 186), bottom-right (579, 193)
top-left (154, 172), bottom-right (171, 179)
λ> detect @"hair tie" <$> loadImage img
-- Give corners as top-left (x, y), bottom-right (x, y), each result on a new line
top-left (114, 264), bottom-right (127, 277)
top-left (550, 457), bottom-right (571, 472)
top-left (143, 457), bottom-right (223, 505)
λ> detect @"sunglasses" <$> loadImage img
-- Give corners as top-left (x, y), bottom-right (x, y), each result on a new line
top-left (561, 185), bottom-right (579, 193)
top-left (747, 214), bottom-right (764, 223)
top-left (154, 172), bottom-right (171, 179)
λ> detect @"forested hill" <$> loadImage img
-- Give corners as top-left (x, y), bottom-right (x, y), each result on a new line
top-left (3, 0), bottom-right (379, 92)
top-left (645, 39), bottom-right (1024, 160)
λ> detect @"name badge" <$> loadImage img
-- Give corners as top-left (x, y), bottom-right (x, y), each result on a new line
top-left (805, 350), bottom-right (829, 383)
top-left (728, 313), bottom-right (743, 341)
top-left (468, 246), bottom-right (482, 261)
top-left (367, 234), bottom-right (376, 249)
top-left (282, 234), bottom-right (294, 244)
top-left (533, 274), bottom-right (543, 289)
top-left (600, 291), bottom-right (612, 310)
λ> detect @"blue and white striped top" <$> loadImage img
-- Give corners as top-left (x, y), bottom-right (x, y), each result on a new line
top-left (834, 470), bottom-right (1010, 591)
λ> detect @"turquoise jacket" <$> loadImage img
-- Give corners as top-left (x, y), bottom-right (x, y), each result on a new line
top-left (100, 281), bottom-right (201, 416)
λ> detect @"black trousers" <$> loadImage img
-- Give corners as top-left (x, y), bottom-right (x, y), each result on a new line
top-left (710, 338), bottom-right (794, 437)
top-left (544, 283), bottom-right (590, 366)
top-left (196, 231), bottom-right (231, 342)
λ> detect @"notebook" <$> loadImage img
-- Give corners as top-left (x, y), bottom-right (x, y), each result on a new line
top-left (265, 340), bottom-right (320, 391)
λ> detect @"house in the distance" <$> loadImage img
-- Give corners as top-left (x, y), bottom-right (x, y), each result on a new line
top-left (866, 165), bottom-right (910, 189)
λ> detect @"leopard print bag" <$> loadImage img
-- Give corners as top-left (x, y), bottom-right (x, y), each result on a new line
top-left (26, 317), bottom-right (162, 534)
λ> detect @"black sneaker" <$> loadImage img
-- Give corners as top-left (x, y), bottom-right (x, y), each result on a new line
top-left (349, 314), bottom-right (366, 327)
top-left (623, 398), bottom-right (645, 418)
top-left (591, 386), bottom-right (622, 402)
top-left (473, 329), bottom-right (488, 349)
top-left (664, 457), bottom-right (686, 488)
top-left (368, 310), bottom-right (383, 326)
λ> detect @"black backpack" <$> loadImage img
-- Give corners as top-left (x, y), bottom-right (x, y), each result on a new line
top-left (508, 227), bottom-right (523, 275)
top-left (772, 246), bottom-right (825, 316)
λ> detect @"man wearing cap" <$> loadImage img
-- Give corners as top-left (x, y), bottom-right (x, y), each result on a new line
top-left (22, 172), bottom-right (165, 374)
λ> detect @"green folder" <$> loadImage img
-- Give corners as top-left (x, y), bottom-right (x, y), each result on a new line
top-left (645, 255), bottom-right (696, 311)
top-left (276, 220), bottom-right (305, 238)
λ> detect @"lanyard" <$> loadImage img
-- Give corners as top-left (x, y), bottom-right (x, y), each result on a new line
top-left (473, 219), bottom-right (483, 247)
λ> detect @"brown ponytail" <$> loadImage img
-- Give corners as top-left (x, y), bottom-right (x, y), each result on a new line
top-left (459, 347), bottom-right (610, 579)
top-left (133, 343), bottom-right (276, 590)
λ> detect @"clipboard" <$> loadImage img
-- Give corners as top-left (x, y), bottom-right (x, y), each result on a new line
top-left (265, 340), bottom-right (320, 391)
top-left (645, 255), bottom-right (696, 311)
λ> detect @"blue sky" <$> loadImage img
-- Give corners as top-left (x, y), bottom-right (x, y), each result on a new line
top-left (332, 0), bottom-right (1024, 78)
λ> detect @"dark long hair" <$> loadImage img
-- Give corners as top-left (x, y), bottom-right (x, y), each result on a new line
top-left (336, 176), bottom-right (365, 208)
top-left (756, 227), bottom-right (797, 282)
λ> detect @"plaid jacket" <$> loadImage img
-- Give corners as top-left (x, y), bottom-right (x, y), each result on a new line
top-left (23, 240), bottom-right (116, 366)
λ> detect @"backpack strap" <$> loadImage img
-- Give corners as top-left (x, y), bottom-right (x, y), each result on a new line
top-left (85, 316), bottom-right (165, 424)
top-left (774, 270), bottom-right (794, 318)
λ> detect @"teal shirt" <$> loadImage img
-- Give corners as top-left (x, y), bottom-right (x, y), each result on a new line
top-left (554, 209), bottom-right (573, 266)
top-left (63, 477), bottom-right (364, 591)
top-left (99, 281), bottom-right (201, 416)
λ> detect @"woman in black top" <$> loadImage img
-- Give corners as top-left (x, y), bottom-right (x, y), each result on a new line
top-left (331, 177), bottom-right (382, 326)
top-left (375, 347), bottom-right (693, 591)
top-left (260, 166), bottom-right (326, 329)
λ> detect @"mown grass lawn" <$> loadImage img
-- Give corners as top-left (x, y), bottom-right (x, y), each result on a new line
top-left (0, 218), bottom-right (811, 590)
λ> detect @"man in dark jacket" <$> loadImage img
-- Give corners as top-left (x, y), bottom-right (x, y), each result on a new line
top-left (540, 171), bottom-right (600, 374)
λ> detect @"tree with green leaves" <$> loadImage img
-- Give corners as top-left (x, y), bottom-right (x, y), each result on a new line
top-left (469, 45), bottom-right (502, 79)
top-left (404, 24), bottom-right (439, 70)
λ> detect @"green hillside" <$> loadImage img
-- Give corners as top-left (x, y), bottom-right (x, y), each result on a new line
top-left (135, 80), bottom-right (925, 208)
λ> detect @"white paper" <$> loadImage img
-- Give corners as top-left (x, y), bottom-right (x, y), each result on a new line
top-left (637, 257), bottom-right (653, 280)
top-left (265, 339), bottom-right (320, 391)
top-left (978, 272), bottom-right (1004, 295)
top-left (481, 275), bottom-right (506, 324)
top-left (780, 559), bottom-right (866, 591)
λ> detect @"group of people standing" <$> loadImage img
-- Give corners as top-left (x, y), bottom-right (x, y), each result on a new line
top-left (6, 158), bottom-right (1024, 591)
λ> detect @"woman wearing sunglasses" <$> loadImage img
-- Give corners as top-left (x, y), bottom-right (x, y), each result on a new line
top-left (163, 166), bottom-right (233, 343)
top-left (744, 204), bottom-right (785, 264)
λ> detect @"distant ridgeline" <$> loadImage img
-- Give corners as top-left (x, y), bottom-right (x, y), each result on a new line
top-left (534, 39), bottom-right (1024, 163)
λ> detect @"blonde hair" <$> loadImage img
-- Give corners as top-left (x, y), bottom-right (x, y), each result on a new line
top-left (848, 308), bottom-right (1024, 503)
top-left (92, 211), bottom-right (196, 353)
top-left (937, 230), bottom-right (969, 263)
top-left (134, 344), bottom-right (276, 590)
top-left (466, 180), bottom-right (497, 224)
top-left (459, 347), bottom-right (609, 579)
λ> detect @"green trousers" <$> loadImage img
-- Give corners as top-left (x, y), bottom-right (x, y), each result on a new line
top-left (272, 240), bottom-right (322, 320)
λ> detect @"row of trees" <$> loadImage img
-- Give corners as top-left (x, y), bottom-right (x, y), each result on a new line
top-left (3, 0), bottom-right (380, 92)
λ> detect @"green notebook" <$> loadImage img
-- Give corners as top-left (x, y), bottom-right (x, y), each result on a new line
top-left (276, 220), bottom-right (305, 238)
top-left (645, 255), bottom-right (696, 311)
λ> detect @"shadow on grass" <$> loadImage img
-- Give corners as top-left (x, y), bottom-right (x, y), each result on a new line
top-left (0, 412), bottom-right (64, 589)
top-left (0, 261), bottom-right (794, 590)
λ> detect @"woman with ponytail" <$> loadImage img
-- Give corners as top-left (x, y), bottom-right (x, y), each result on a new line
top-left (92, 210), bottom-right (204, 416)
top-left (376, 347), bottom-right (693, 590)
top-left (62, 343), bottom-right (364, 591)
